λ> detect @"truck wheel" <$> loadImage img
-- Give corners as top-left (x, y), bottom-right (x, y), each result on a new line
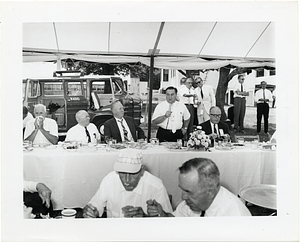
top-left (93, 118), bottom-right (108, 137)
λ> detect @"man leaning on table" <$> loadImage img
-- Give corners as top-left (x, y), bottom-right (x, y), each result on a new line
top-left (24, 104), bottom-right (58, 145)
top-left (65, 110), bottom-right (100, 144)
top-left (83, 149), bottom-right (173, 218)
top-left (152, 86), bottom-right (190, 142)
top-left (147, 158), bottom-right (251, 217)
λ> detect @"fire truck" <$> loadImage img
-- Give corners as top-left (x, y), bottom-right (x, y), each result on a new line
top-left (22, 71), bottom-right (143, 138)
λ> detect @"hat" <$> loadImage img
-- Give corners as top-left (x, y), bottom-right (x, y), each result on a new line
top-left (114, 149), bottom-right (143, 173)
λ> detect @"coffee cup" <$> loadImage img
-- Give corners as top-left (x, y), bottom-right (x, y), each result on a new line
top-left (61, 208), bottom-right (77, 219)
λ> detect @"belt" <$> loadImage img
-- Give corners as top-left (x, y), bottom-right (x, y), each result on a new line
top-left (159, 127), bottom-right (181, 132)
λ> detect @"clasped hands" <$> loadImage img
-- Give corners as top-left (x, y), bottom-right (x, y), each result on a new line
top-left (34, 117), bottom-right (45, 129)
top-left (83, 199), bottom-right (164, 218)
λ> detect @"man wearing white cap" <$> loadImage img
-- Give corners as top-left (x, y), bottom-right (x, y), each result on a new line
top-left (83, 149), bottom-right (173, 218)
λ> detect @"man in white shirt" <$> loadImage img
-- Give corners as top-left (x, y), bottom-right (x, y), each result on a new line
top-left (254, 81), bottom-right (273, 134)
top-left (83, 149), bottom-right (173, 218)
top-left (147, 158), bottom-right (251, 217)
top-left (23, 180), bottom-right (52, 218)
top-left (233, 74), bottom-right (249, 134)
top-left (178, 77), bottom-right (196, 137)
top-left (24, 104), bottom-right (58, 145)
top-left (194, 77), bottom-right (216, 124)
top-left (152, 86), bottom-right (190, 142)
top-left (65, 110), bottom-right (100, 144)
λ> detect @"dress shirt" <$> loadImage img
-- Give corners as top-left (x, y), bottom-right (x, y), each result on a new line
top-left (89, 171), bottom-right (173, 218)
top-left (65, 123), bottom-right (100, 144)
top-left (172, 186), bottom-right (251, 217)
top-left (23, 112), bottom-right (34, 128)
top-left (178, 85), bottom-right (196, 104)
top-left (23, 180), bottom-right (38, 192)
top-left (152, 101), bottom-right (190, 130)
top-left (233, 82), bottom-right (249, 98)
top-left (194, 85), bottom-right (216, 113)
top-left (254, 88), bottom-right (273, 104)
top-left (24, 117), bottom-right (58, 145)
top-left (115, 117), bottom-right (133, 142)
top-left (210, 122), bottom-right (219, 136)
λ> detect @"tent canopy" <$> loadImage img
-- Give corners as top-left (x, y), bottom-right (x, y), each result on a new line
top-left (23, 22), bottom-right (275, 70)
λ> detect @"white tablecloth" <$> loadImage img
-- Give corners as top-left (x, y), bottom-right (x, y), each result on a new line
top-left (23, 145), bottom-right (276, 210)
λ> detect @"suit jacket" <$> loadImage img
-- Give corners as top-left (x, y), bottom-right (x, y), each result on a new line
top-left (104, 116), bottom-right (146, 143)
top-left (199, 120), bottom-right (229, 136)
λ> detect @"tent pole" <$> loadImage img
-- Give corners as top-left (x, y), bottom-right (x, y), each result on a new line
top-left (147, 55), bottom-right (154, 142)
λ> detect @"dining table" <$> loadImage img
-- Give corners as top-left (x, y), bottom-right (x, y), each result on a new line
top-left (23, 143), bottom-right (277, 211)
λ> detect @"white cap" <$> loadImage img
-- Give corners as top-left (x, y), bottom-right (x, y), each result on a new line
top-left (114, 149), bottom-right (142, 173)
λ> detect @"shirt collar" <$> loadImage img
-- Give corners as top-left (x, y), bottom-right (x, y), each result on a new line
top-left (118, 174), bottom-right (144, 195)
top-left (205, 187), bottom-right (222, 216)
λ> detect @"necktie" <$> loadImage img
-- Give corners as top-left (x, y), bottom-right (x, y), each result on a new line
top-left (200, 211), bottom-right (205, 217)
top-left (201, 87), bottom-right (204, 99)
top-left (188, 90), bottom-right (191, 104)
top-left (119, 119), bottom-right (129, 142)
top-left (85, 127), bottom-right (91, 143)
top-left (263, 89), bottom-right (266, 102)
top-left (241, 84), bottom-right (243, 92)
top-left (214, 124), bottom-right (218, 136)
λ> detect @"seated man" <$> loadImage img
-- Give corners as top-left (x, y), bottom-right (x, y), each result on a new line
top-left (83, 149), bottom-right (173, 218)
top-left (65, 110), bottom-right (100, 144)
top-left (104, 100), bottom-right (146, 143)
top-left (24, 104), bottom-right (58, 145)
top-left (147, 158), bottom-right (251, 217)
top-left (199, 106), bottom-right (229, 144)
top-left (23, 180), bottom-right (53, 218)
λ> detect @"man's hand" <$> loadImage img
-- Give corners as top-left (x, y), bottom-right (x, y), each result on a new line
top-left (146, 199), bottom-right (164, 217)
top-left (122, 205), bottom-right (145, 217)
top-left (181, 128), bottom-right (187, 136)
top-left (37, 117), bottom-right (44, 129)
top-left (36, 183), bottom-right (52, 208)
top-left (34, 118), bottom-right (39, 129)
top-left (165, 110), bottom-right (172, 118)
top-left (209, 133), bottom-right (218, 139)
top-left (83, 204), bottom-right (100, 218)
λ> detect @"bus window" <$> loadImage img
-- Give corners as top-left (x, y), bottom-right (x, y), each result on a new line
top-left (92, 79), bottom-right (111, 94)
top-left (44, 83), bottom-right (64, 96)
top-left (67, 82), bottom-right (83, 96)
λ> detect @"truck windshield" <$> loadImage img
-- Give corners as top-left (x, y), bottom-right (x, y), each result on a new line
top-left (67, 81), bottom-right (83, 96)
top-left (44, 82), bottom-right (64, 96)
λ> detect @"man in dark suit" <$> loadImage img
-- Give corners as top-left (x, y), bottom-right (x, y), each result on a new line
top-left (199, 106), bottom-right (229, 141)
top-left (104, 100), bottom-right (146, 143)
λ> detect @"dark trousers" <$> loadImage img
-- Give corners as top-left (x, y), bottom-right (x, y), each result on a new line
top-left (185, 104), bottom-right (195, 137)
top-left (156, 127), bottom-right (183, 142)
top-left (234, 97), bottom-right (246, 131)
top-left (23, 192), bottom-right (54, 216)
top-left (257, 103), bottom-right (269, 133)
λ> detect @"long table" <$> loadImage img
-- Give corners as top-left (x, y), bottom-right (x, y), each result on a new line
top-left (23, 145), bottom-right (276, 210)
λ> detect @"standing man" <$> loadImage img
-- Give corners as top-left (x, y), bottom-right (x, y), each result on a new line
top-left (194, 77), bottom-right (216, 124)
top-left (24, 104), bottom-right (58, 145)
top-left (254, 81), bottom-right (273, 135)
top-left (104, 100), bottom-right (146, 143)
top-left (65, 110), bottom-right (100, 144)
top-left (233, 75), bottom-right (249, 133)
top-left (147, 158), bottom-right (251, 217)
top-left (178, 77), bottom-right (196, 136)
top-left (152, 86), bottom-right (190, 142)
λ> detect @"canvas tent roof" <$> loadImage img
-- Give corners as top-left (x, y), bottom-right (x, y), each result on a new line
top-left (23, 22), bottom-right (275, 69)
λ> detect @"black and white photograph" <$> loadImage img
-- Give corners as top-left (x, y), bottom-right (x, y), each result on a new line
top-left (1, 1), bottom-right (299, 242)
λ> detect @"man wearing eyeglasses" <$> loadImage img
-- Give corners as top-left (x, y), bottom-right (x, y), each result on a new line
top-left (233, 75), bottom-right (249, 133)
top-left (199, 106), bottom-right (229, 143)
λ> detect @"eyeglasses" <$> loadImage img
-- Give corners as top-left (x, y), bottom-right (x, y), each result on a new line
top-left (210, 114), bottom-right (221, 118)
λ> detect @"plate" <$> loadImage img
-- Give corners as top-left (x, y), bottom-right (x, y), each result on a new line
top-left (239, 184), bottom-right (277, 210)
top-left (23, 147), bottom-right (34, 152)
top-left (33, 143), bottom-right (50, 148)
top-left (232, 143), bottom-right (245, 148)
top-left (215, 146), bottom-right (233, 150)
top-left (45, 145), bottom-right (57, 149)
top-left (110, 144), bottom-right (127, 149)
